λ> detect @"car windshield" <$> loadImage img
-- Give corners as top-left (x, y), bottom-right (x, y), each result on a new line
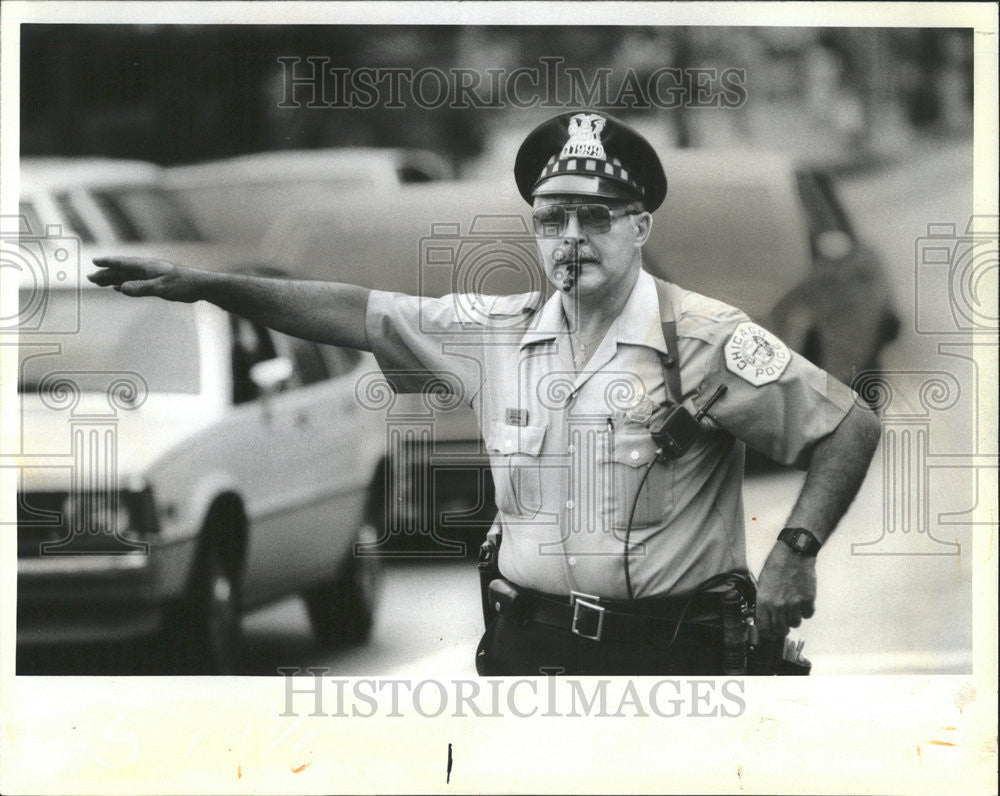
top-left (90, 186), bottom-right (205, 242)
top-left (18, 289), bottom-right (202, 394)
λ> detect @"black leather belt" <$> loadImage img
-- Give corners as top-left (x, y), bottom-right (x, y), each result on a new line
top-left (488, 579), bottom-right (727, 645)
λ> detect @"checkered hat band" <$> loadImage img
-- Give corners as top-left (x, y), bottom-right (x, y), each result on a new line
top-left (537, 156), bottom-right (643, 196)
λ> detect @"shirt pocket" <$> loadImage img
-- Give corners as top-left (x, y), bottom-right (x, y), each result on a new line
top-left (600, 432), bottom-right (673, 531)
top-left (485, 421), bottom-right (547, 518)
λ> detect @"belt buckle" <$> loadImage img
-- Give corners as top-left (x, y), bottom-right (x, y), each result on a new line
top-left (570, 591), bottom-right (605, 641)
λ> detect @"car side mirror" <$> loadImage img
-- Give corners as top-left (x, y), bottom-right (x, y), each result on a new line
top-left (249, 356), bottom-right (293, 396)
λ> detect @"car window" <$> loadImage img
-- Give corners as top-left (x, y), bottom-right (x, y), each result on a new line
top-left (18, 289), bottom-right (201, 394)
top-left (53, 192), bottom-right (96, 243)
top-left (91, 186), bottom-right (205, 243)
top-left (230, 316), bottom-right (279, 404)
top-left (18, 202), bottom-right (43, 235)
top-left (272, 332), bottom-right (329, 387)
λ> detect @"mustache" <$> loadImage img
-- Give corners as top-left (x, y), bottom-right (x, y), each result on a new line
top-left (552, 244), bottom-right (597, 264)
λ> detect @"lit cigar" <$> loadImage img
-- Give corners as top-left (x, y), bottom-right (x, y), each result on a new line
top-left (552, 246), bottom-right (576, 292)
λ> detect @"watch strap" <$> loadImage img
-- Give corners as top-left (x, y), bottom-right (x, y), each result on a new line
top-left (778, 527), bottom-right (822, 557)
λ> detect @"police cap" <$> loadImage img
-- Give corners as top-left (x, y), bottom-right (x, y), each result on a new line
top-left (514, 111), bottom-right (667, 212)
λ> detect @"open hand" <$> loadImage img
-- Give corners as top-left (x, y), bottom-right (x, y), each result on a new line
top-left (88, 256), bottom-right (203, 303)
top-left (755, 542), bottom-right (817, 639)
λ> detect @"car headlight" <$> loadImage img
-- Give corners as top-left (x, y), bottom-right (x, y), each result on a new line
top-left (62, 494), bottom-right (132, 536)
top-left (60, 487), bottom-right (159, 550)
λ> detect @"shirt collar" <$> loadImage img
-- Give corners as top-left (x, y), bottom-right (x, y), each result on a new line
top-left (613, 268), bottom-right (670, 355)
top-left (519, 269), bottom-right (669, 355)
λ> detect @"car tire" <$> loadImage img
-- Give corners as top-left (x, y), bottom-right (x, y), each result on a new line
top-left (303, 524), bottom-right (382, 648)
top-left (164, 534), bottom-right (243, 674)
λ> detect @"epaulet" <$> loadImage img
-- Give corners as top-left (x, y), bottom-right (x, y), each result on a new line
top-left (673, 287), bottom-right (749, 345)
top-left (486, 291), bottom-right (545, 318)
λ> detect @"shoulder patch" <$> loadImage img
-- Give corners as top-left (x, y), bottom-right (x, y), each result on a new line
top-left (724, 322), bottom-right (790, 386)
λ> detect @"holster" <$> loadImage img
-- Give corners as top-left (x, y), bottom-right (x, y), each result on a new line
top-left (477, 521), bottom-right (502, 629)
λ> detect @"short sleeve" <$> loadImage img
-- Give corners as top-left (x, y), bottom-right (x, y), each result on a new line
top-left (364, 290), bottom-right (487, 406)
top-left (694, 315), bottom-right (858, 468)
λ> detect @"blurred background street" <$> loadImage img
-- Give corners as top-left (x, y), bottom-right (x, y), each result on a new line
top-left (12, 24), bottom-right (987, 676)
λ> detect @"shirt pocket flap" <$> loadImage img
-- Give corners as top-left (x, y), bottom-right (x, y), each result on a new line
top-left (486, 421), bottom-right (547, 456)
top-left (608, 432), bottom-right (659, 467)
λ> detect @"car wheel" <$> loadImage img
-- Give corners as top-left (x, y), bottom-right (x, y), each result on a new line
top-left (303, 524), bottom-right (382, 647)
top-left (164, 535), bottom-right (243, 674)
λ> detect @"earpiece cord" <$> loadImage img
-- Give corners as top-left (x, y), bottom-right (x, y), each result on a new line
top-left (623, 454), bottom-right (660, 602)
top-left (624, 454), bottom-right (750, 645)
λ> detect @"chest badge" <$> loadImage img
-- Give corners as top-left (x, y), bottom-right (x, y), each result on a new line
top-left (625, 394), bottom-right (655, 424)
top-left (724, 322), bottom-right (790, 386)
top-left (505, 408), bottom-right (529, 427)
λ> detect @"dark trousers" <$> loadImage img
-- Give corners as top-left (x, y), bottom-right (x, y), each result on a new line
top-left (476, 613), bottom-right (727, 676)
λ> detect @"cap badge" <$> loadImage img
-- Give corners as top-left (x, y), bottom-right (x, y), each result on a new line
top-left (560, 113), bottom-right (607, 161)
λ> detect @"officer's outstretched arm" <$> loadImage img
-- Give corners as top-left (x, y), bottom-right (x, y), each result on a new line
top-left (88, 256), bottom-right (372, 351)
top-left (755, 402), bottom-right (881, 639)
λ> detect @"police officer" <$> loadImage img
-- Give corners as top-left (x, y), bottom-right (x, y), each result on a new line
top-left (88, 110), bottom-right (881, 676)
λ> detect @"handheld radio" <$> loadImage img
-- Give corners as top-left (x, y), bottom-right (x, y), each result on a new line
top-left (649, 384), bottom-right (728, 458)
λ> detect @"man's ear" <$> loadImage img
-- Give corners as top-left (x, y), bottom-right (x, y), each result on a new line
top-left (633, 212), bottom-right (652, 246)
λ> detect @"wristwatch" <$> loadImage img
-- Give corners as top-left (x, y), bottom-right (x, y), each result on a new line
top-left (778, 527), bottom-right (822, 557)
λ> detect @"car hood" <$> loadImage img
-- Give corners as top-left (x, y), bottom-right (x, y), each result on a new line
top-left (15, 393), bottom-right (218, 490)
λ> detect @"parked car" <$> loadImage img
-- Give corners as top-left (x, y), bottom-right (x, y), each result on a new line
top-left (13, 159), bottom-right (386, 672)
top-left (167, 149), bottom-right (897, 548)
top-left (165, 147), bottom-right (453, 245)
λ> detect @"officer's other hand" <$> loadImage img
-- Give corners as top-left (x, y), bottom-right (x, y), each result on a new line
top-left (88, 256), bottom-right (201, 303)
top-left (755, 542), bottom-right (817, 640)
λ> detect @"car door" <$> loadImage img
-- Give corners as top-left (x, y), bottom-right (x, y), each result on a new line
top-left (220, 316), bottom-right (310, 602)
top-left (234, 319), bottom-right (366, 602)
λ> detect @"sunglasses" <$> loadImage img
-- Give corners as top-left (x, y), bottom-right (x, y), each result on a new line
top-left (531, 203), bottom-right (642, 237)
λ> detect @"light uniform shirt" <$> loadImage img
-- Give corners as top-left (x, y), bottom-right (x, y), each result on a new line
top-left (366, 269), bottom-right (857, 599)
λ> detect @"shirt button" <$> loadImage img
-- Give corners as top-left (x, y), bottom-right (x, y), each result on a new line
top-left (504, 439), bottom-right (513, 449)
top-left (568, 556), bottom-right (577, 566)
top-left (565, 500), bottom-right (574, 510)
top-left (630, 449), bottom-right (640, 461)
top-left (567, 444), bottom-right (576, 454)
